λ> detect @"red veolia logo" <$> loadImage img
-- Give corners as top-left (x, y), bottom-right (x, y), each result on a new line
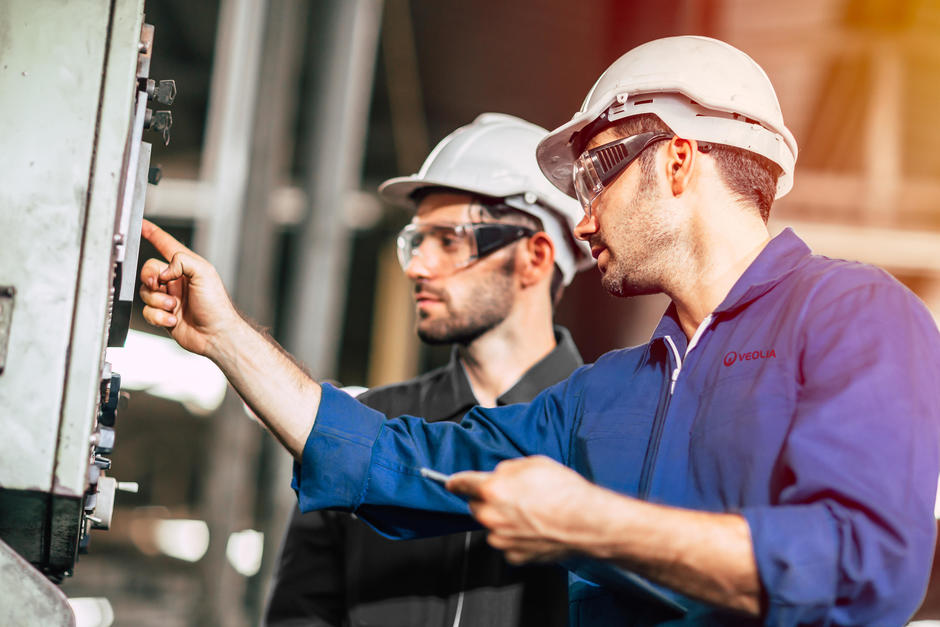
top-left (723, 349), bottom-right (776, 367)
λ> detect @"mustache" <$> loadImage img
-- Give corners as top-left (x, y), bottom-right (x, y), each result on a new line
top-left (413, 282), bottom-right (448, 301)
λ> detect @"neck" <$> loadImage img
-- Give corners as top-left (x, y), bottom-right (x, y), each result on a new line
top-left (457, 304), bottom-right (556, 408)
top-left (667, 203), bottom-right (771, 340)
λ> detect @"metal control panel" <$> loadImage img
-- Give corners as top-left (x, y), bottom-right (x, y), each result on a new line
top-left (0, 0), bottom-right (173, 593)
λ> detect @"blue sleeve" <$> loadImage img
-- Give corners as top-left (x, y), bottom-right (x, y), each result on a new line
top-left (741, 274), bottom-right (940, 626)
top-left (291, 383), bottom-right (386, 513)
top-left (294, 374), bottom-right (584, 538)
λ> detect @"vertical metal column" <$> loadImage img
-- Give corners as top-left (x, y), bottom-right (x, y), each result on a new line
top-left (194, 0), bottom-right (267, 289)
top-left (158, 0), bottom-right (381, 622)
top-left (192, 1), bottom-right (268, 625)
top-left (365, 0), bottom-right (429, 387)
top-left (284, 0), bottom-right (383, 377)
top-left (238, 0), bottom-right (311, 620)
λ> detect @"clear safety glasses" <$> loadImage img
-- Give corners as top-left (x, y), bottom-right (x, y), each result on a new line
top-left (572, 131), bottom-right (673, 217)
top-left (396, 222), bottom-right (536, 275)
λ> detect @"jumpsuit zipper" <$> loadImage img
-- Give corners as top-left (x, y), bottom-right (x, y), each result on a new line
top-left (637, 336), bottom-right (682, 499)
top-left (450, 531), bottom-right (472, 627)
top-left (637, 316), bottom-right (712, 499)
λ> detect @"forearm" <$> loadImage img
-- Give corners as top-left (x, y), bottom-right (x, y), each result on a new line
top-left (138, 221), bottom-right (323, 459)
top-left (207, 316), bottom-right (321, 459)
top-left (573, 487), bottom-right (761, 615)
top-left (453, 457), bottom-right (762, 615)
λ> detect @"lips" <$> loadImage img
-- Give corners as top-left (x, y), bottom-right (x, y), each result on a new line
top-left (413, 284), bottom-right (446, 305)
top-left (588, 235), bottom-right (608, 260)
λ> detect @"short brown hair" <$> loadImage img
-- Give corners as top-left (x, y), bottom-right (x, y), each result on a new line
top-left (472, 196), bottom-right (565, 308)
top-left (609, 114), bottom-right (782, 222)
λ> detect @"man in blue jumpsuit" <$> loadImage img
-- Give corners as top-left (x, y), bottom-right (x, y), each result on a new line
top-left (139, 36), bottom-right (940, 625)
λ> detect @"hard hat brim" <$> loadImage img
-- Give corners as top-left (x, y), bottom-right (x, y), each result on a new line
top-left (376, 176), bottom-right (434, 208)
top-left (536, 105), bottom-right (606, 200)
top-left (537, 90), bottom-right (797, 200)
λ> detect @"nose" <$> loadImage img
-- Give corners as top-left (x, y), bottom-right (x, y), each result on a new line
top-left (404, 252), bottom-right (432, 280)
top-left (573, 212), bottom-right (597, 242)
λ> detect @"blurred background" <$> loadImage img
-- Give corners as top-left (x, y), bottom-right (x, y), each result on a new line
top-left (53, 0), bottom-right (940, 625)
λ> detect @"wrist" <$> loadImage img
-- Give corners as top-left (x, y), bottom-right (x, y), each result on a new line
top-left (204, 311), bottom-right (254, 368)
top-left (548, 481), bottom-right (634, 560)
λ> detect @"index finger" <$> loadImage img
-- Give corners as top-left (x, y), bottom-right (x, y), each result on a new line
top-left (141, 218), bottom-right (195, 261)
top-left (446, 470), bottom-right (491, 500)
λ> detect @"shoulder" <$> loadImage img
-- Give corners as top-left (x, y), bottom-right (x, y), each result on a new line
top-left (785, 254), bottom-right (927, 315)
top-left (784, 255), bottom-right (939, 349)
top-left (795, 254), bottom-right (900, 291)
top-left (570, 344), bottom-right (652, 384)
top-left (355, 364), bottom-right (455, 416)
top-left (595, 342), bottom-right (653, 364)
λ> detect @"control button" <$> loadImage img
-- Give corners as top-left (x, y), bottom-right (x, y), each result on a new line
top-left (139, 78), bottom-right (177, 106)
top-left (94, 426), bottom-right (115, 454)
top-left (99, 373), bottom-right (121, 427)
top-left (87, 463), bottom-right (100, 486)
top-left (144, 109), bottom-right (172, 146)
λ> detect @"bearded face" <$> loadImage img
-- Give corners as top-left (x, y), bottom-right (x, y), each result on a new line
top-left (414, 250), bottom-right (516, 345)
top-left (406, 193), bottom-right (521, 346)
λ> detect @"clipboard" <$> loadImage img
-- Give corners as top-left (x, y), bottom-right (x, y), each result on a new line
top-left (564, 558), bottom-right (688, 619)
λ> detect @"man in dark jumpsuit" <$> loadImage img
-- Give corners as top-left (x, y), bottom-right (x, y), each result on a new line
top-left (263, 113), bottom-right (593, 627)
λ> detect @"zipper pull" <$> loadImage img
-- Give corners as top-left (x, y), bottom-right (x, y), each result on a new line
top-left (663, 335), bottom-right (684, 396)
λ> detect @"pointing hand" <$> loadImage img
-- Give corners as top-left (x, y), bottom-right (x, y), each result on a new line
top-left (138, 219), bottom-right (240, 358)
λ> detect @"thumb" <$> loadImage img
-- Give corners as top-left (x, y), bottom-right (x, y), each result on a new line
top-left (446, 471), bottom-right (490, 500)
top-left (160, 252), bottom-right (199, 284)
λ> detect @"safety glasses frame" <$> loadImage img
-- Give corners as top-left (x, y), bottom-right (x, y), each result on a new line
top-left (396, 222), bottom-right (536, 274)
top-left (572, 131), bottom-right (673, 216)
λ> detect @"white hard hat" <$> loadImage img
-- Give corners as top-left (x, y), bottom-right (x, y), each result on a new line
top-left (537, 36), bottom-right (798, 200)
top-left (379, 113), bottom-right (593, 285)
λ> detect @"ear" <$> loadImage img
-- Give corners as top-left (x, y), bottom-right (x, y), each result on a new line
top-left (518, 232), bottom-right (556, 289)
top-left (663, 137), bottom-right (700, 197)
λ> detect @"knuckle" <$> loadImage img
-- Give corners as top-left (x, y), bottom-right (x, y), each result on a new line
top-left (475, 508), bottom-right (499, 529)
top-left (143, 258), bottom-right (166, 272)
top-left (477, 482), bottom-right (498, 502)
top-left (495, 459), bottom-right (515, 471)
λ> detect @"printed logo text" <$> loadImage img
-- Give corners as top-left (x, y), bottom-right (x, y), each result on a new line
top-left (723, 349), bottom-right (776, 367)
